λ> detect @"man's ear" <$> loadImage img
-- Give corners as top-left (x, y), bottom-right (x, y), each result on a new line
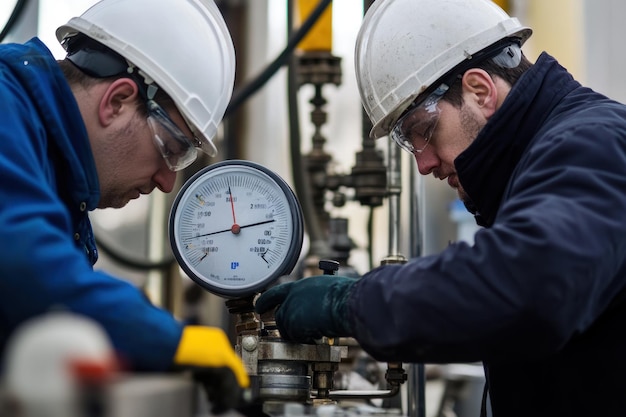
top-left (98, 78), bottom-right (140, 127)
top-left (461, 68), bottom-right (498, 117)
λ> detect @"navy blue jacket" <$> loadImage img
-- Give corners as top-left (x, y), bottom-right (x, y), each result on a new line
top-left (349, 53), bottom-right (626, 416)
top-left (0, 38), bottom-right (182, 370)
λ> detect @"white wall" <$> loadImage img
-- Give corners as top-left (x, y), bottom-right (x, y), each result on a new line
top-left (582, 0), bottom-right (626, 103)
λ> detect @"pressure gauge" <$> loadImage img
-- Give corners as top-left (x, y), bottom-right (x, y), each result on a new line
top-left (169, 160), bottom-right (304, 298)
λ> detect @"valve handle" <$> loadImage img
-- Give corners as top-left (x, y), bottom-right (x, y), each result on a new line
top-left (318, 259), bottom-right (339, 275)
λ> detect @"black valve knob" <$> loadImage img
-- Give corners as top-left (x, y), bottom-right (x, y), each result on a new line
top-left (319, 259), bottom-right (340, 275)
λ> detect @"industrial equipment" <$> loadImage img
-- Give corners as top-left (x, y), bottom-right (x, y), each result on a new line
top-left (169, 159), bottom-right (406, 415)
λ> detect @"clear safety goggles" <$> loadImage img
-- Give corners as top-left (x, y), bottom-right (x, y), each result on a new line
top-left (390, 84), bottom-right (449, 155)
top-left (146, 100), bottom-right (201, 171)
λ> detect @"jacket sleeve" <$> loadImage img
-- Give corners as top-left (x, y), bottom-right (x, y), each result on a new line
top-left (347, 119), bottom-right (626, 364)
top-left (0, 74), bottom-right (182, 372)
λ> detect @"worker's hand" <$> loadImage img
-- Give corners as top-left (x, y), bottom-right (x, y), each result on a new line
top-left (254, 275), bottom-right (358, 343)
top-left (173, 326), bottom-right (249, 414)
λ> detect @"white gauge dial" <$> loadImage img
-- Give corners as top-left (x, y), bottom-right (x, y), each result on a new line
top-left (169, 160), bottom-right (303, 298)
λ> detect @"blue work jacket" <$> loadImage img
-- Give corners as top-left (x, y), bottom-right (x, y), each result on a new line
top-left (0, 38), bottom-right (182, 370)
top-left (349, 53), bottom-right (626, 416)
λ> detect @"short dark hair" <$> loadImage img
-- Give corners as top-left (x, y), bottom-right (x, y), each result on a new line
top-left (57, 58), bottom-right (174, 117)
top-left (58, 58), bottom-right (102, 89)
top-left (443, 51), bottom-right (532, 107)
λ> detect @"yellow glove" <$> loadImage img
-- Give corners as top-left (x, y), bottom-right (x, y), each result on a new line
top-left (174, 326), bottom-right (249, 414)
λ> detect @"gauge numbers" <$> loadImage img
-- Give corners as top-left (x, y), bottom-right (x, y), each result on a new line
top-left (169, 160), bottom-right (303, 298)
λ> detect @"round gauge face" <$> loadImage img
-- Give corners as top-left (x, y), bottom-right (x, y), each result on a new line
top-left (169, 160), bottom-right (304, 298)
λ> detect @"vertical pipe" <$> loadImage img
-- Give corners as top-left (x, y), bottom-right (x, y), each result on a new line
top-left (382, 140), bottom-right (406, 262)
top-left (380, 118), bottom-right (411, 415)
top-left (409, 162), bottom-right (426, 417)
top-left (145, 192), bottom-right (174, 311)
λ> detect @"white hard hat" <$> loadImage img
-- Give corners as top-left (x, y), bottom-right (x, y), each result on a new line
top-left (355, 0), bottom-right (532, 139)
top-left (56, 0), bottom-right (236, 157)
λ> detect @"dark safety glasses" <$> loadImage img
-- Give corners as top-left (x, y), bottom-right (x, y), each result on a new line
top-left (390, 84), bottom-right (449, 155)
top-left (146, 100), bottom-right (201, 171)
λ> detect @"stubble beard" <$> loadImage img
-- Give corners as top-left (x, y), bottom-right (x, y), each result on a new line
top-left (456, 104), bottom-right (485, 207)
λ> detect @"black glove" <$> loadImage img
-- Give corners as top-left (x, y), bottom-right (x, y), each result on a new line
top-left (254, 275), bottom-right (358, 343)
top-left (192, 366), bottom-right (242, 414)
top-left (173, 326), bottom-right (249, 414)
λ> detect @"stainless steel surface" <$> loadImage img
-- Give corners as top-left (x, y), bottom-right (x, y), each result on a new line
top-left (107, 374), bottom-right (195, 417)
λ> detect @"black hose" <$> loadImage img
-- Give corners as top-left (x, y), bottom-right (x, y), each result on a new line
top-left (225, 0), bottom-right (332, 117)
top-left (0, 0), bottom-right (29, 43)
top-left (95, 236), bottom-right (176, 271)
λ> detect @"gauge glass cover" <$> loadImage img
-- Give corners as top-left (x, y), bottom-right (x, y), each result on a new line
top-left (169, 160), bottom-right (303, 298)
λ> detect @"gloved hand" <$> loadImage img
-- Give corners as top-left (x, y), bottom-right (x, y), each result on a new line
top-left (173, 326), bottom-right (249, 414)
top-left (254, 275), bottom-right (358, 343)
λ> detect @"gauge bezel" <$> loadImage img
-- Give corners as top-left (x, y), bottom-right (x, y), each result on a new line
top-left (169, 160), bottom-right (304, 298)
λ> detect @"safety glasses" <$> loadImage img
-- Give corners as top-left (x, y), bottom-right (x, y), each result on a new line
top-left (390, 84), bottom-right (449, 155)
top-left (146, 100), bottom-right (201, 171)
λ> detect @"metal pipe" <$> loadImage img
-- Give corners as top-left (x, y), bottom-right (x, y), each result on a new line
top-left (145, 191), bottom-right (178, 312)
top-left (327, 386), bottom-right (400, 400)
top-left (408, 161), bottom-right (426, 417)
top-left (387, 139), bottom-right (404, 258)
top-left (381, 134), bottom-right (407, 265)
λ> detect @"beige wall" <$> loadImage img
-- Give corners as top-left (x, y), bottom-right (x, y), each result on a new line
top-left (514, 0), bottom-right (585, 82)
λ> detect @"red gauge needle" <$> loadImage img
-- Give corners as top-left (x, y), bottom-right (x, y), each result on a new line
top-left (228, 184), bottom-right (240, 234)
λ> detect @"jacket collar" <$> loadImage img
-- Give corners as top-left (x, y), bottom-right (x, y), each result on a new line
top-left (11, 38), bottom-right (100, 210)
top-left (454, 53), bottom-right (580, 226)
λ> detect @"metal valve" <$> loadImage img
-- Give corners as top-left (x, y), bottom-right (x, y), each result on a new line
top-left (319, 259), bottom-right (339, 275)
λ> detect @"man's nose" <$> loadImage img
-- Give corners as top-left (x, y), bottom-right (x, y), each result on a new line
top-left (154, 166), bottom-right (177, 193)
top-left (413, 151), bottom-right (438, 176)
